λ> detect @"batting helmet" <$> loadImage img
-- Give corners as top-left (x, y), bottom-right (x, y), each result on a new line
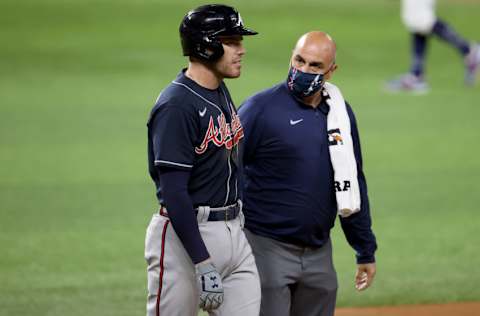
top-left (179, 4), bottom-right (258, 61)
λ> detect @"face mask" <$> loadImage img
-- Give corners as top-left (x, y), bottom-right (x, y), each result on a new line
top-left (286, 66), bottom-right (325, 97)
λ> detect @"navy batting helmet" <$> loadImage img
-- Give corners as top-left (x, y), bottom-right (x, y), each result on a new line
top-left (179, 4), bottom-right (258, 61)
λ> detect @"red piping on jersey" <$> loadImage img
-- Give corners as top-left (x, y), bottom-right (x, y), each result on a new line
top-left (156, 219), bottom-right (170, 316)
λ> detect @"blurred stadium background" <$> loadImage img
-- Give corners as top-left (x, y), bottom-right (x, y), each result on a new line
top-left (1, 0), bottom-right (479, 315)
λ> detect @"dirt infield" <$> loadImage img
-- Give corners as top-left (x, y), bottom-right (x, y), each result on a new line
top-left (335, 302), bottom-right (480, 316)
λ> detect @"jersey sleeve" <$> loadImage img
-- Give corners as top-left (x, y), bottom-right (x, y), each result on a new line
top-left (149, 105), bottom-right (199, 170)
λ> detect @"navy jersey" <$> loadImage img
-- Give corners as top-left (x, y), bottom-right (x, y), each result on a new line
top-left (147, 70), bottom-right (243, 207)
top-left (239, 82), bottom-right (377, 263)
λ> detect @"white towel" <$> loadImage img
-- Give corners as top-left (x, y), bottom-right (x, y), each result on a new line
top-left (323, 82), bottom-right (361, 217)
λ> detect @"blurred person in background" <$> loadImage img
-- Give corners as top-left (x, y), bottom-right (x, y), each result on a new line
top-left (386, 0), bottom-right (480, 93)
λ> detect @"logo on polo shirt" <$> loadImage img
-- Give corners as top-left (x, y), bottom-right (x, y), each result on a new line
top-left (328, 128), bottom-right (343, 146)
top-left (195, 108), bottom-right (244, 154)
top-left (290, 119), bottom-right (303, 125)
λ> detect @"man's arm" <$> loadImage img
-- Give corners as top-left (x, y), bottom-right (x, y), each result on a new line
top-left (151, 106), bottom-right (223, 310)
top-left (340, 102), bottom-right (378, 290)
top-left (159, 167), bottom-right (223, 310)
top-left (158, 167), bottom-right (210, 263)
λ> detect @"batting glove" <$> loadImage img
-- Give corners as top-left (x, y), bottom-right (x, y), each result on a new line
top-left (195, 261), bottom-right (224, 311)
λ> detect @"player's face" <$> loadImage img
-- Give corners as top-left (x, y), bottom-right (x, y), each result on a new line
top-left (214, 36), bottom-right (245, 79)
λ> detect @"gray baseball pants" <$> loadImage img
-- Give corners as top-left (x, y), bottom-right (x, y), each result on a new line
top-left (145, 209), bottom-right (261, 316)
top-left (244, 229), bottom-right (337, 316)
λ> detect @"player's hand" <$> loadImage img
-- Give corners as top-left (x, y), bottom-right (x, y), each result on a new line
top-left (355, 262), bottom-right (376, 291)
top-left (195, 260), bottom-right (224, 311)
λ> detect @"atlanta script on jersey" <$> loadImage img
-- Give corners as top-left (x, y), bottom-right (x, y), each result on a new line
top-left (195, 105), bottom-right (244, 154)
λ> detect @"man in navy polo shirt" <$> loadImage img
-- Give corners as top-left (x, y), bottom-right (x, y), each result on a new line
top-left (239, 31), bottom-right (377, 316)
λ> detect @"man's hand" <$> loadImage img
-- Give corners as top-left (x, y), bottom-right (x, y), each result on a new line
top-left (355, 262), bottom-right (376, 291)
top-left (195, 260), bottom-right (224, 311)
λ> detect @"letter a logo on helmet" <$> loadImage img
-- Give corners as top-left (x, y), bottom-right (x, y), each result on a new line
top-left (179, 4), bottom-right (258, 61)
top-left (236, 14), bottom-right (243, 27)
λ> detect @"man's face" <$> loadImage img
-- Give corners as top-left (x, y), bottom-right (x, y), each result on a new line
top-left (212, 35), bottom-right (245, 79)
top-left (290, 41), bottom-right (336, 80)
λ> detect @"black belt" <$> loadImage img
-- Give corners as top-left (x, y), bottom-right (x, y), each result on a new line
top-left (159, 202), bottom-right (241, 221)
top-left (197, 203), bottom-right (241, 221)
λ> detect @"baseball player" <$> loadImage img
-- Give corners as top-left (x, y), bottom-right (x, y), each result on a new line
top-left (386, 0), bottom-right (480, 92)
top-left (239, 31), bottom-right (377, 316)
top-left (144, 4), bottom-right (260, 316)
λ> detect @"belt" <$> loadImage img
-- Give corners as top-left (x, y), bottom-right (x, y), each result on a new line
top-left (159, 201), bottom-right (241, 222)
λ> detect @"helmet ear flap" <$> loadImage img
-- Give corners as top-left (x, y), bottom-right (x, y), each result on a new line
top-left (180, 26), bottom-right (225, 61)
top-left (194, 37), bottom-right (224, 61)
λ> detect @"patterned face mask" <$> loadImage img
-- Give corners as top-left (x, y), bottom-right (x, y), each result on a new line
top-left (286, 66), bottom-right (325, 97)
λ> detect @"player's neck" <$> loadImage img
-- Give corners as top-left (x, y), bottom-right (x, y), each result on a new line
top-left (301, 91), bottom-right (322, 108)
top-left (185, 62), bottom-right (222, 90)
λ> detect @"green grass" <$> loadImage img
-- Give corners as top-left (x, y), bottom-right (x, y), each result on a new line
top-left (1, 0), bottom-right (479, 315)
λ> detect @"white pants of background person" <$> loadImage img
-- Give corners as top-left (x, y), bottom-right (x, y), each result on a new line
top-left (402, 0), bottom-right (437, 34)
